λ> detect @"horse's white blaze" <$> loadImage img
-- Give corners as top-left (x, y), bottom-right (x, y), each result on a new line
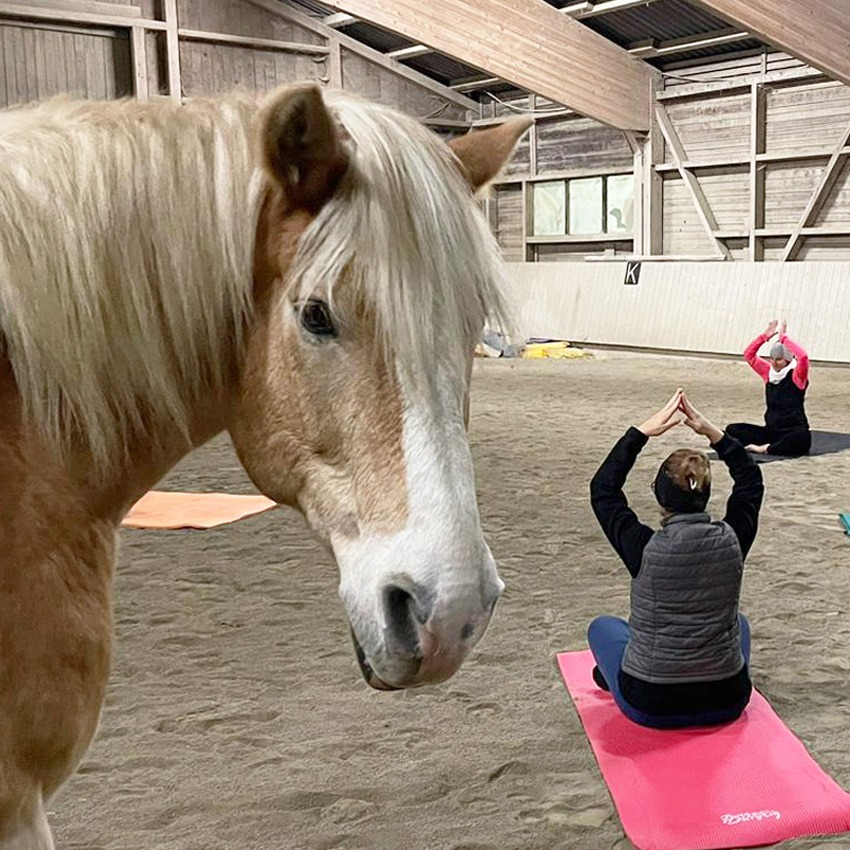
top-left (334, 364), bottom-right (503, 683)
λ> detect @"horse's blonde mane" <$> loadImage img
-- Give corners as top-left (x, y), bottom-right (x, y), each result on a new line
top-left (0, 94), bottom-right (263, 470)
top-left (0, 89), bottom-right (506, 473)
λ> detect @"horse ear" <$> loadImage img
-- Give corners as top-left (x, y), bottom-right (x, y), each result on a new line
top-left (260, 84), bottom-right (349, 213)
top-left (448, 117), bottom-right (534, 192)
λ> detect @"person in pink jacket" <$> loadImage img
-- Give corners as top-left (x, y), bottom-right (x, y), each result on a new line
top-left (726, 320), bottom-right (811, 457)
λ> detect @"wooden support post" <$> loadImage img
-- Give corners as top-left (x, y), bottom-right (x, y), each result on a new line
top-left (528, 94), bottom-right (537, 178)
top-left (748, 83), bottom-right (766, 261)
top-left (163, 0), bottom-right (181, 103)
top-left (328, 37), bottom-right (342, 87)
top-left (655, 103), bottom-right (731, 258)
top-left (642, 83), bottom-right (663, 256)
top-left (522, 180), bottom-right (534, 262)
top-left (781, 119), bottom-right (850, 261)
top-left (624, 130), bottom-right (644, 255)
top-left (130, 24), bottom-right (147, 100)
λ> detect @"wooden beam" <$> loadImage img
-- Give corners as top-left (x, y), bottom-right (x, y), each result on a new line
top-left (562, 0), bottom-right (663, 17)
top-left (654, 104), bottom-right (732, 258)
top-left (690, 1), bottom-right (850, 86)
top-left (780, 120), bottom-right (850, 261)
top-left (657, 66), bottom-right (824, 101)
top-left (453, 76), bottom-right (500, 93)
top-left (0, 2), bottom-right (165, 29)
top-left (316, 0), bottom-right (656, 131)
top-left (321, 0), bottom-right (668, 29)
top-left (387, 44), bottom-right (431, 60)
top-left (629, 28), bottom-right (750, 59)
top-left (6, 0), bottom-right (140, 15)
top-left (245, 0), bottom-right (478, 113)
top-left (492, 163), bottom-right (632, 186)
top-left (177, 28), bottom-right (329, 55)
top-left (324, 12), bottom-right (355, 28)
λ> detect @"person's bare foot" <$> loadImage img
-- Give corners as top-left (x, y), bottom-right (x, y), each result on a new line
top-left (745, 443), bottom-right (770, 454)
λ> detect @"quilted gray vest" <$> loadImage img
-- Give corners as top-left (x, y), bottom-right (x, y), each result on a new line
top-left (621, 513), bottom-right (745, 684)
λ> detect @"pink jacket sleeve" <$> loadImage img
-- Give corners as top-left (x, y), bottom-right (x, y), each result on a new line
top-left (780, 334), bottom-right (810, 389)
top-left (743, 333), bottom-right (770, 382)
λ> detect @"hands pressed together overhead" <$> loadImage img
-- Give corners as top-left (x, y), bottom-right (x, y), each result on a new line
top-left (764, 319), bottom-right (787, 338)
top-left (638, 389), bottom-right (724, 444)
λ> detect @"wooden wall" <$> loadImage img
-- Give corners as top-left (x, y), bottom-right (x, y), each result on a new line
top-left (0, 20), bottom-right (133, 104)
top-left (0, 0), bottom-right (474, 121)
top-left (490, 52), bottom-right (850, 263)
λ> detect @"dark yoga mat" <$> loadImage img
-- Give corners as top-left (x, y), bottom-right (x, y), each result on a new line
top-left (709, 430), bottom-right (850, 464)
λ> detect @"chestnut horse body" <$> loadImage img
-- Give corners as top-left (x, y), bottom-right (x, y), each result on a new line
top-left (0, 85), bottom-right (529, 847)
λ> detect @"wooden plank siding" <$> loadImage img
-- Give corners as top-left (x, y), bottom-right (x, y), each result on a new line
top-left (340, 49), bottom-right (468, 121)
top-left (177, 0), bottom-right (323, 45)
top-left (179, 40), bottom-right (323, 96)
top-left (536, 115), bottom-right (632, 173)
top-left (492, 185), bottom-right (524, 262)
top-left (764, 83), bottom-right (850, 155)
top-left (0, 20), bottom-right (131, 105)
top-left (661, 94), bottom-right (750, 163)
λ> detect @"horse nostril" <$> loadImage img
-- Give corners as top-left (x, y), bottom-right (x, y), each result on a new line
top-left (483, 580), bottom-right (504, 613)
top-left (382, 584), bottom-right (431, 652)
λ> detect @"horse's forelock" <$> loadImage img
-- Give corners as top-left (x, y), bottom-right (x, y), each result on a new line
top-left (289, 93), bottom-right (510, 387)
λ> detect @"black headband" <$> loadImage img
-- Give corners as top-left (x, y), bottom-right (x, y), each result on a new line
top-left (653, 464), bottom-right (710, 514)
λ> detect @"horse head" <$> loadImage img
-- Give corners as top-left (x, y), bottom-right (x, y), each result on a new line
top-left (229, 86), bottom-right (530, 690)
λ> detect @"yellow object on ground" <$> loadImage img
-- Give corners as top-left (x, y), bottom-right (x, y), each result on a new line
top-left (521, 341), bottom-right (591, 360)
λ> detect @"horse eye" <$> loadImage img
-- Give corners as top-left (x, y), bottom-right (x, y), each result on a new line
top-left (299, 299), bottom-right (337, 338)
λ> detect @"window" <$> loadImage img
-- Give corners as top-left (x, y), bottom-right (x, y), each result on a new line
top-left (569, 177), bottom-right (603, 235)
top-left (607, 174), bottom-right (634, 233)
top-left (532, 181), bottom-right (566, 236)
top-left (530, 173), bottom-right (634, 237)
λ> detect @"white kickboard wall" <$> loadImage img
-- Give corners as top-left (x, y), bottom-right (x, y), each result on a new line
top-left (505, 262), bottom-right (850, 364)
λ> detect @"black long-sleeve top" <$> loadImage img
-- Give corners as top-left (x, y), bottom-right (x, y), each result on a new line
top-left (589, 427), bottom-right (764, 715)
top-left (590, 427), bottom-right (763, 578)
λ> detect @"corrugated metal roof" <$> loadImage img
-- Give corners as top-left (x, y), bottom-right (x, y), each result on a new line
top-left (341, 21), bottom-right (412, 53)
top-left (405, 53), bottom-right (483, 86)
top-left (574, 0), bottom-right (735, 46)
top-left (282, 0), bottom-right (335, 18)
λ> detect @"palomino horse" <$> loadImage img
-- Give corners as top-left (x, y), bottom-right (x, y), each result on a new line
top-left (0, 85), bottom-right (530, 847)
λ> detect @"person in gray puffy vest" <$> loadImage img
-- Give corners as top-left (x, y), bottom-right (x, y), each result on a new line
top-left (587, 389), bottom-right (764, 729)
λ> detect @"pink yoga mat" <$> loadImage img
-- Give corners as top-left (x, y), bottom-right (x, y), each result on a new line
top-left (557, 649), bottom-right (850, 850)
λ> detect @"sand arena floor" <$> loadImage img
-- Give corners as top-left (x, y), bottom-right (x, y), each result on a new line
top-left (54, 353), bottom-right (850, 850)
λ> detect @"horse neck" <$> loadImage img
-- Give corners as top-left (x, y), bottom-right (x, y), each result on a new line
top-left (0, 356), bottom-right (233, 531)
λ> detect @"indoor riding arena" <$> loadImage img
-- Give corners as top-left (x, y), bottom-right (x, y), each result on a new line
top-left (2, 3), bottom-right (850, 850)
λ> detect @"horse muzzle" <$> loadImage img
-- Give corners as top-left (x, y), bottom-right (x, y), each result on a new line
top-left (348, 576), bottom-right (502, 690)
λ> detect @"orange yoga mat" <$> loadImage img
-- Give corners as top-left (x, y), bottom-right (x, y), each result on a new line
top-left (122, 491), bottom-right (277, 530)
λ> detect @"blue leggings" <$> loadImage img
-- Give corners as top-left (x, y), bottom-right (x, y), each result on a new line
top-left (587, 614), bottom-right (751, 729)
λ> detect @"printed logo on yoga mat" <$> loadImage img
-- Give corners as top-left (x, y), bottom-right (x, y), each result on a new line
top-left (721, 810), bottom-right (781, 825)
